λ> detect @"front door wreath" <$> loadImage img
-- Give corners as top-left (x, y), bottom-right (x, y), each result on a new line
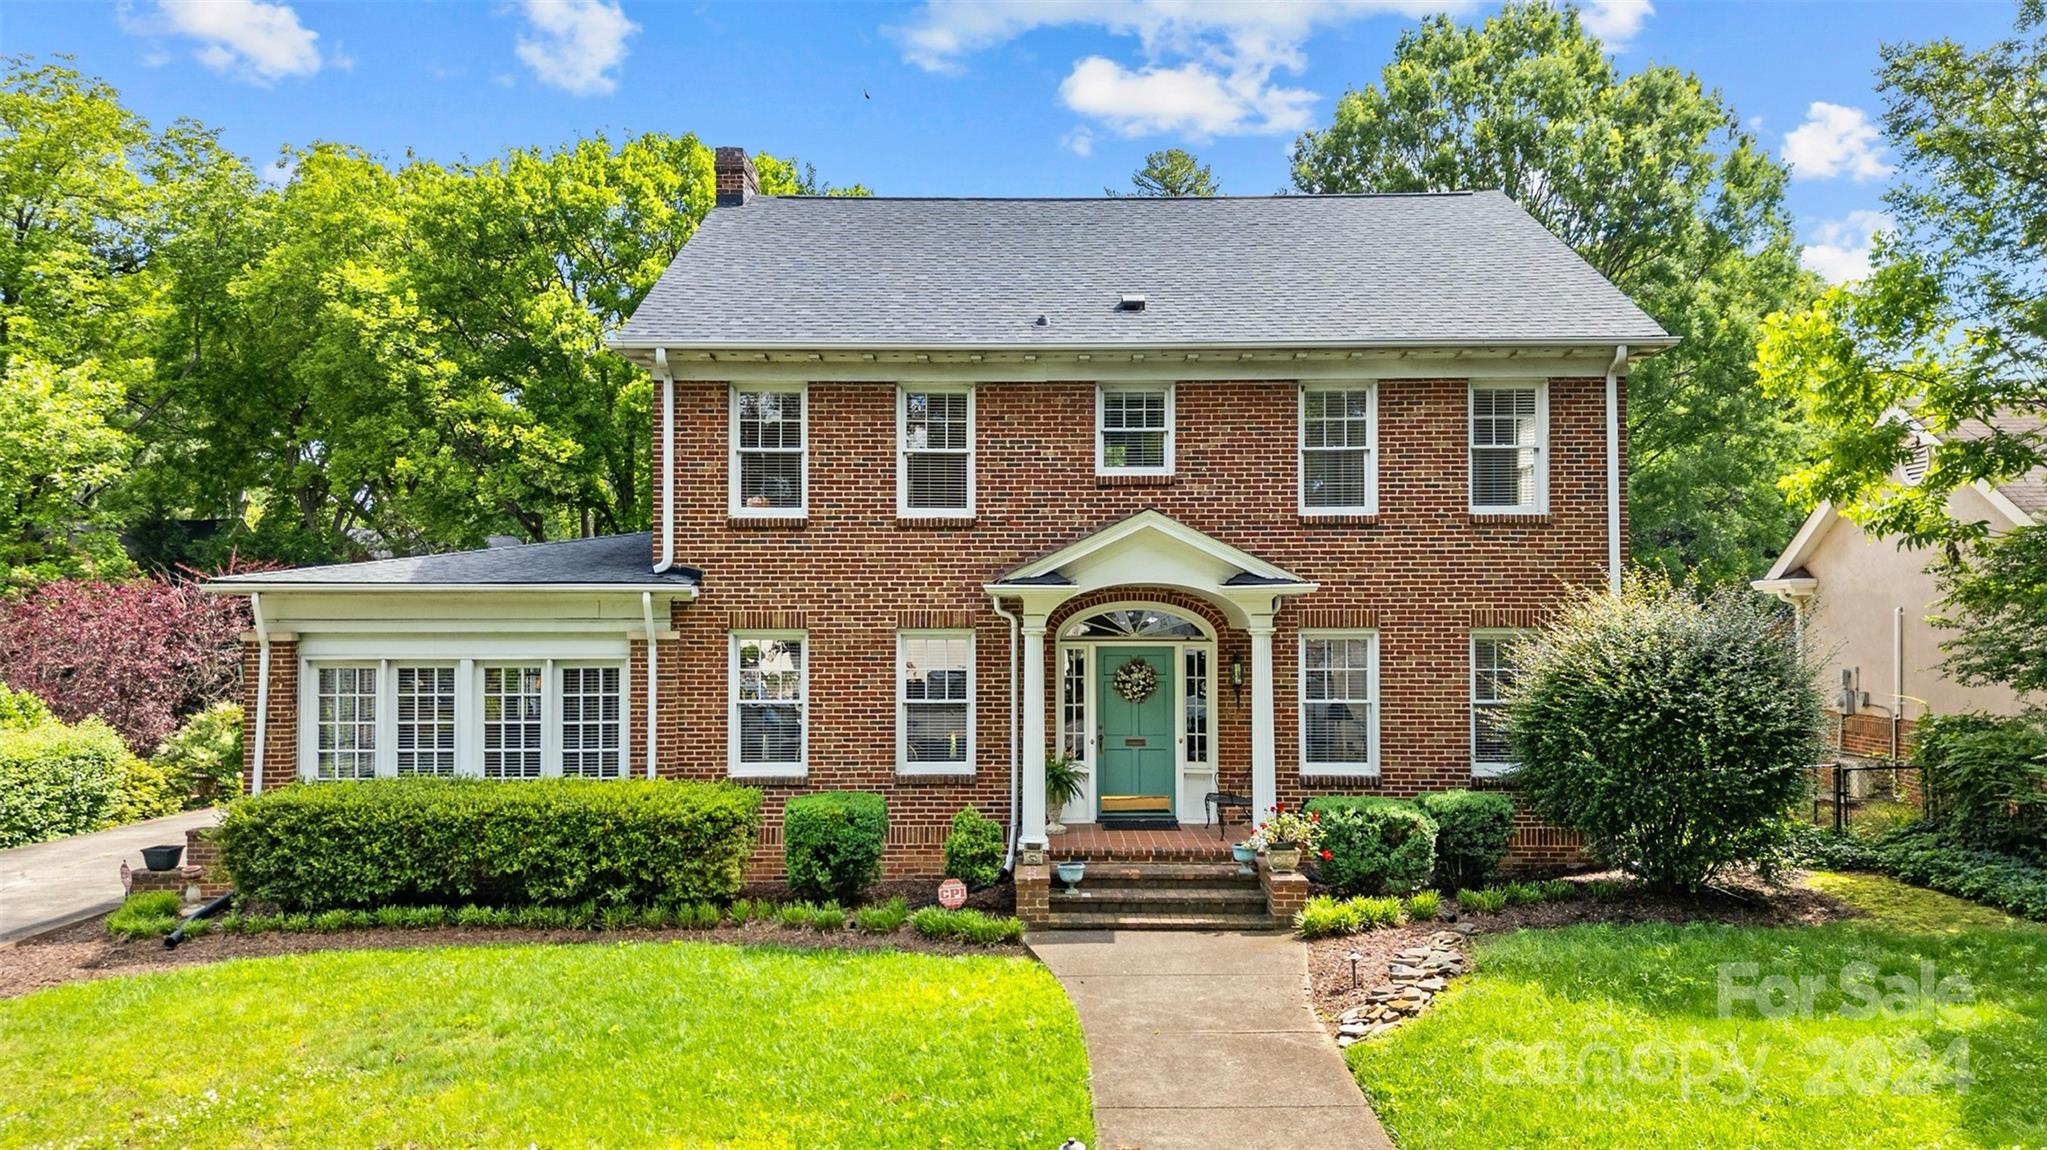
top-left (1112, 658), bottom-right (1159, 703)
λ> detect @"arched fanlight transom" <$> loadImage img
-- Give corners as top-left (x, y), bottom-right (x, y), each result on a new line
top-left (1062, 607), bottom-right (1207, 640)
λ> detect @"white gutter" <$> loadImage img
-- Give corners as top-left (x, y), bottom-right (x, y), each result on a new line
top-left (203, 583), bottom-right (698, 596)
top-left (250, 592), bottom-right (270, 796)
top-left (653, 347), bottom-right (677, 574)
top-left (643, 591), bottom-right (660, 779)
top-left (609, 336), bottom-right (1682, 354)
top-left (1893, 606), bottom-right (1904, 765)
top-left (1605, 343), bottom-right (1627, 595)
top-left (988, 594), bottom-right (1023, 870)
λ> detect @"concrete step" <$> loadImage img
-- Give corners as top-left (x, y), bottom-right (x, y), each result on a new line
top-left (1039, 908), bottom-right (1281, 932)
top-left (1050, 886), bottom-right (1266, 909)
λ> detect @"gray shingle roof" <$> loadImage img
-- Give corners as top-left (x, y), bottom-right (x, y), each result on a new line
top-left (207, 533), bottom-right (697, 589)
top-left (613, 192), bottom-right (1672, 350)
top-left (1952, 414), bottom-right (2047, 517)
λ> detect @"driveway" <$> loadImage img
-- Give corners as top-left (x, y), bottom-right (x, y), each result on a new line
top-left (1029, 929), bottom-right (1393, 1150)
top-left (0, 810), bottom-right (221, 944)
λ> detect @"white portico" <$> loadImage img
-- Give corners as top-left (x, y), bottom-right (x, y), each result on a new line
top-left (985, 510), bottom-right (1317, 852)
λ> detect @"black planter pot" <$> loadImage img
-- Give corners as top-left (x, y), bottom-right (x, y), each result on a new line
top-left (140, 844), bottom-right (184, 872)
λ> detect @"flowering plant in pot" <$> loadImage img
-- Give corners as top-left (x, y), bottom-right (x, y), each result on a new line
top-left (1255, 804), bottom-right (1323, 873)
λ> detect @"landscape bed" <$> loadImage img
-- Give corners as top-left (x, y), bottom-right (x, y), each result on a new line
top-left (0, 941), bottom-right (1095, 1149)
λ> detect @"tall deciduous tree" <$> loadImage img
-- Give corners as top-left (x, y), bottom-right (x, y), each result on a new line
top-left (1108, 149), bottom-right (1219, 197)
top-left (1291, 1), bottom-right (1812, 585)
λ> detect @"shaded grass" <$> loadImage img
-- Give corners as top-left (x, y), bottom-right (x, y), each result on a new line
top-left (1349, 873), bottom-right (2047, 1149)
top-left (0, 942), bottom-right (1094, 1149)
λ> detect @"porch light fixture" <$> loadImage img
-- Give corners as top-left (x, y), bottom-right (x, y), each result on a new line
top-left (1231, 655), bottom-right (1245, 704)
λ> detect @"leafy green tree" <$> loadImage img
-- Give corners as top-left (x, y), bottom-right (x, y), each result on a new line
top-left (1291, 1), bottom-right (1813, 584)
top-left (0, 360), bottom-right (134, 584)
top-left (1108, 149), bottom-right (1219, 197)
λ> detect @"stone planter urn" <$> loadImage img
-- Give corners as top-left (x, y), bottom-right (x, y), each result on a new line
top-left (1230, 841), bottom-right (1258, 876)
top-left (1266, 842), bottom-right (1302, 874)
top-left (1054, 861), bottom-right (1086, 891)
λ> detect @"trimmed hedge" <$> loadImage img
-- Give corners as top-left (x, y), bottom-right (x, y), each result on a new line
top-left (216, 778), bottom-right (762, 911)
top-left (1417, 790), bottom-right (1516, 890)
top-left (1304, 796), bottom-right (1438, 896)
top-left (784, 791), bottom-right (887, 904)
top-left (942, 806), bottom-right (1004, 890)
top-left (1915, 711), bottom-right (2047, 857)
top-left (0, 718), bottom-right (130, 848)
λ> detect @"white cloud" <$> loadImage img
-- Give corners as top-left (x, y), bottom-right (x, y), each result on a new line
top-left (122, 0), bottom-right (323, 84)
top-left (259, 156), bottom-right (298, 190)
top-left (1800, 210), bottom-right (1892, 284)
top-left (1577, 0), bottom-right (1653, 48)
top-left (1060, 126), bottom-right (1096, 156)
top-left (893, 0), bottom-right (1467, 139)
top-left (1783, 102), bottom-right (1894, 181)
top-left (513, 0), bottom-right (639, 96)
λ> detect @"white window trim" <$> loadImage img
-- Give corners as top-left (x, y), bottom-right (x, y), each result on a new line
top-left (729, 381), bottom-right (808, 519)
top-left (299, 656), bottom-right (628, 781)
top-left (1468, 380), bottom-right (1549, 515)
top-left (896, 630), bottom-right (975, 776)
top-left (1095, 383), bottom-right (1175, 476)
top-left (896, 385), bottom-right (975, 517)
top-left (1471, 629), bottom-right (1525, 778)
top-left (1298, 629), bottom-right (1380, 778)
top-left (556, 661), bottom-right (628, 780)
top-left (728, 631), bottom-right (809, 778)
top-left (1298, 382), bottom-right (1378, 515)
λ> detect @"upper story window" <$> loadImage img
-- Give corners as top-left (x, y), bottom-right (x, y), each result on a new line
top-left (899, 387), bottom-right (974, 515)
top-left (1300, 384), bottom-right (1377, 514)
top-left (1300, 631), bottom-right (1379, 776)
top-left (1469, 382), bottom-right (1547, 514)
top-left (1472, 631), bottom-right (1526, 777)
top-left (1097, 385), bottom-right (1174, 475)
top-left (898, 632), bottom-right (972, 774)
top-left (731, 633), bottom-right (807, 776)
top-left (731, 384), bottom-right (806, 517)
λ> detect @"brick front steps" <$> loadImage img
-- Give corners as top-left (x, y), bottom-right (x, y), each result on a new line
top-left (1030, 861), bottom-right (1280, 931)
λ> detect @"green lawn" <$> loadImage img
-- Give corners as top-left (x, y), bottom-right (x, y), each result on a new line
top-left (1350, 875), bottom-right (2047, 1150)
top-left (0, 942), bottom-right (1094, 1149)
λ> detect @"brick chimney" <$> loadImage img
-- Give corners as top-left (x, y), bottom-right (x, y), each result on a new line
top-left (715, 147), bottom-right (758, 206)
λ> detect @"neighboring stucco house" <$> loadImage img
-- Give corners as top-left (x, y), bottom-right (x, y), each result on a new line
top-left (1753, 415), bottom-right (2042, 763)
top-left (207, 148), bottom-right (1673, 884)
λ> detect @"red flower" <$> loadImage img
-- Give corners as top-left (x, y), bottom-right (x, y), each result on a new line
top-left (1319, 850), bottom-right (1333, 861)
top-left (1274, 801), bottom-right (1287, 812)
top-left (1310, 811), bottom-right (1321, 821)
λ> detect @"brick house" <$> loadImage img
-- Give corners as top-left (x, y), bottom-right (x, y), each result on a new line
top-left (207, 148), bottom-right (1673, 899)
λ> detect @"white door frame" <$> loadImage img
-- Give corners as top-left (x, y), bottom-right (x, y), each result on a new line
top-left (1054, 632), bottom-right (1216, 826)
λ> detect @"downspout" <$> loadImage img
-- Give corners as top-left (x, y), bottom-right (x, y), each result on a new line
top-left (1892, 606), bottom-right (1903, 766)
top-left (652, 347), bottom-right (676, 574)
top-left (1605, 343), bottom-right (1627, 595)
top-left (643, 591), bottom-right (660, 779)
top-left (989, 594), bottom-right (1022, 872)
top-left (250, 591), bottom-right (270, 796)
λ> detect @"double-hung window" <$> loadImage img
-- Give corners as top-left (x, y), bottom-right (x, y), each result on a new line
top-left (394, 665), bottom-right (457, 776)
top-left (732, 384), bottom-right (806, 516)
top-left (1300, 632), bottom-right (1378, 776)
top-left (1469, 382), bottom-right (1547, 513)
top-left (731, 634), bottom-right (807, 776)
top-left (312, 665), bottom-right (380, 781)
top-left (559, 666), bottom-right (624, 779)
top-left (1471, 632), bottom-right (1525, 777)
top-left (898, 632), bottom-right (972, 774)
top-left (481, 664), bottom-right (545, 779)
top-left (1300, 384), bottom-right (1376, 513)
top-left (1096, 385), bottom-right (1173, 475)
top-left (899, 387), bottom-right (973, 514)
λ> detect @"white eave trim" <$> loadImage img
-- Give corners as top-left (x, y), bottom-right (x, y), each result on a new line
top-left (607, 337), bottom-right (1680, 354)
top-left (1001, 509), bottom-right (1307, 585)
top-left (204, 583), bottom-right (699, 597)
top-left (1761, 501), bottom-right (1838, 581)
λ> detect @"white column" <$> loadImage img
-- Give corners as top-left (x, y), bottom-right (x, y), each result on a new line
top-left (1249, 623), bottom-right (1277, 819)
top-left (1020, 622), bottom-right (1050, 850)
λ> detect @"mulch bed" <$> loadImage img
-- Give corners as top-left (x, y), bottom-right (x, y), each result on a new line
top-left (0, 914), bottom-right (1028, 1001)
top-left (1304, 871), bottom-right (1861, 1029)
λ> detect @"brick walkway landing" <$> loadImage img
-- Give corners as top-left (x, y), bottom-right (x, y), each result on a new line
top-left (1048, 824), bottom-right (1238, 863)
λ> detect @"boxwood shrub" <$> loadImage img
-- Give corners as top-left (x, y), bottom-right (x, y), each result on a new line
top-left (216, 778), bottom-right (762, 911)
top-left (1304, 796), bottom-right (1438, 896)
top-left (783, 791), bottom-right (887, 904)
top-left (0, 718), bottom-right (131, 848)
top-left (1417, 790), bottom-right (1516, 890)
top-left (942, 806), bottom-right (1004, 889)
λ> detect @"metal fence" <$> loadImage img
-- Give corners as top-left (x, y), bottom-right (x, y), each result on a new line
top-left (1806, 760), bottom-right (1930, 833)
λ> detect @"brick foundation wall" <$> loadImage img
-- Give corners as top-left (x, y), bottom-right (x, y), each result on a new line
top-left (1830, 710), bottom-right (1916, 762)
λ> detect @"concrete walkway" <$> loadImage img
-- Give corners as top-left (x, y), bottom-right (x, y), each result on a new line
top-left (0, 809), bottom-right (220, 943)
top-left (1030, 929), bottom-right (1393, 1150)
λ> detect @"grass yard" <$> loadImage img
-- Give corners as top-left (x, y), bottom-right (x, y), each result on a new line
top-left (1350, 874), bottom-right (2047, 1150)
top-left (0, 941), bottom-right (1094, 1149)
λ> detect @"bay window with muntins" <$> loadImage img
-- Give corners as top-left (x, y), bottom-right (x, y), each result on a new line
top-left (899, 387), bottom-right (973, 514)
top-left (731, 634), bottom-right (806, 776)
top-left (1300, 632), bottom-right (1378, 776)
top-left (731, 384), bottom-right (806, 516)
top-left (1096, 385), bottom-right (1173, 475)
top-left (898, 632), bottom-right (972, 774)
top-left (1300, 384), bottom-right (1376, 513)
top-left (1470, 381), bottom-right (1547, 513)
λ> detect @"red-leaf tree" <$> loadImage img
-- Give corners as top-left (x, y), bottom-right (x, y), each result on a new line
top-left (0, 577), bottom-right (247, 752)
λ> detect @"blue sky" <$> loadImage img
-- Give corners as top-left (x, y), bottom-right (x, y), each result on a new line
top-left (6, 1), bottom-right (2020, 283)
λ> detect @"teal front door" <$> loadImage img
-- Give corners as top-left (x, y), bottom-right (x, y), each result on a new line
top-left (1096, 646), bottom-right (1176, 816)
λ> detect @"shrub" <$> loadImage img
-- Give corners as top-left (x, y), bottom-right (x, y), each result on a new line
top-left (1537, 879), bottom-right (1576, 902)
top-left (683, 903), bottom-right (723, 930)
top-left (1406, 889), bottom-right (1442, 921)
top-left (1512, 576), bottom-right (1824, 891)
top-left (1354, 896), bottom-right (1404, 928)
top-left (1457, 887), bottom-right (1507, 914)
top-left (216, 777), bottom-right (762, 911)
top-left (1416, 790), bottom-right (1516, 890)
top-left (106, 892), bottom-right (183, 940)
top-left (908, 906), bottom-right (1023, 945)
top-left (942, 807), bottom-right (1005, 890)
top-left (110, 756), bottom-right (186, 825)
top-left (1915, 710), bottom-right (2047, 856)
top-left (0, 681), bottom-right (52, 730)
top-left (783, 791), bottom-right (887, 905)
top-left (0, 718), bottom-right (130, 847)
top-left (1585, 879), bottom-right (1627, 903)
top-left (1500, 881), bottom-right (1543, 906)
top-left (855, 896), bottom-right (909, 934)
top-left (777, 902), bottom-right (818, 929)
top-left (807, 901), bottom-right (846, 932)
top-left (150, 702), bottom-right (245, 806)
top-left (1304, 796), bottom-right (1437, 896)
top-left (728, 897), bottom-right (764, 925)
top-left (1294, 894), bottom-right (1361, 939)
